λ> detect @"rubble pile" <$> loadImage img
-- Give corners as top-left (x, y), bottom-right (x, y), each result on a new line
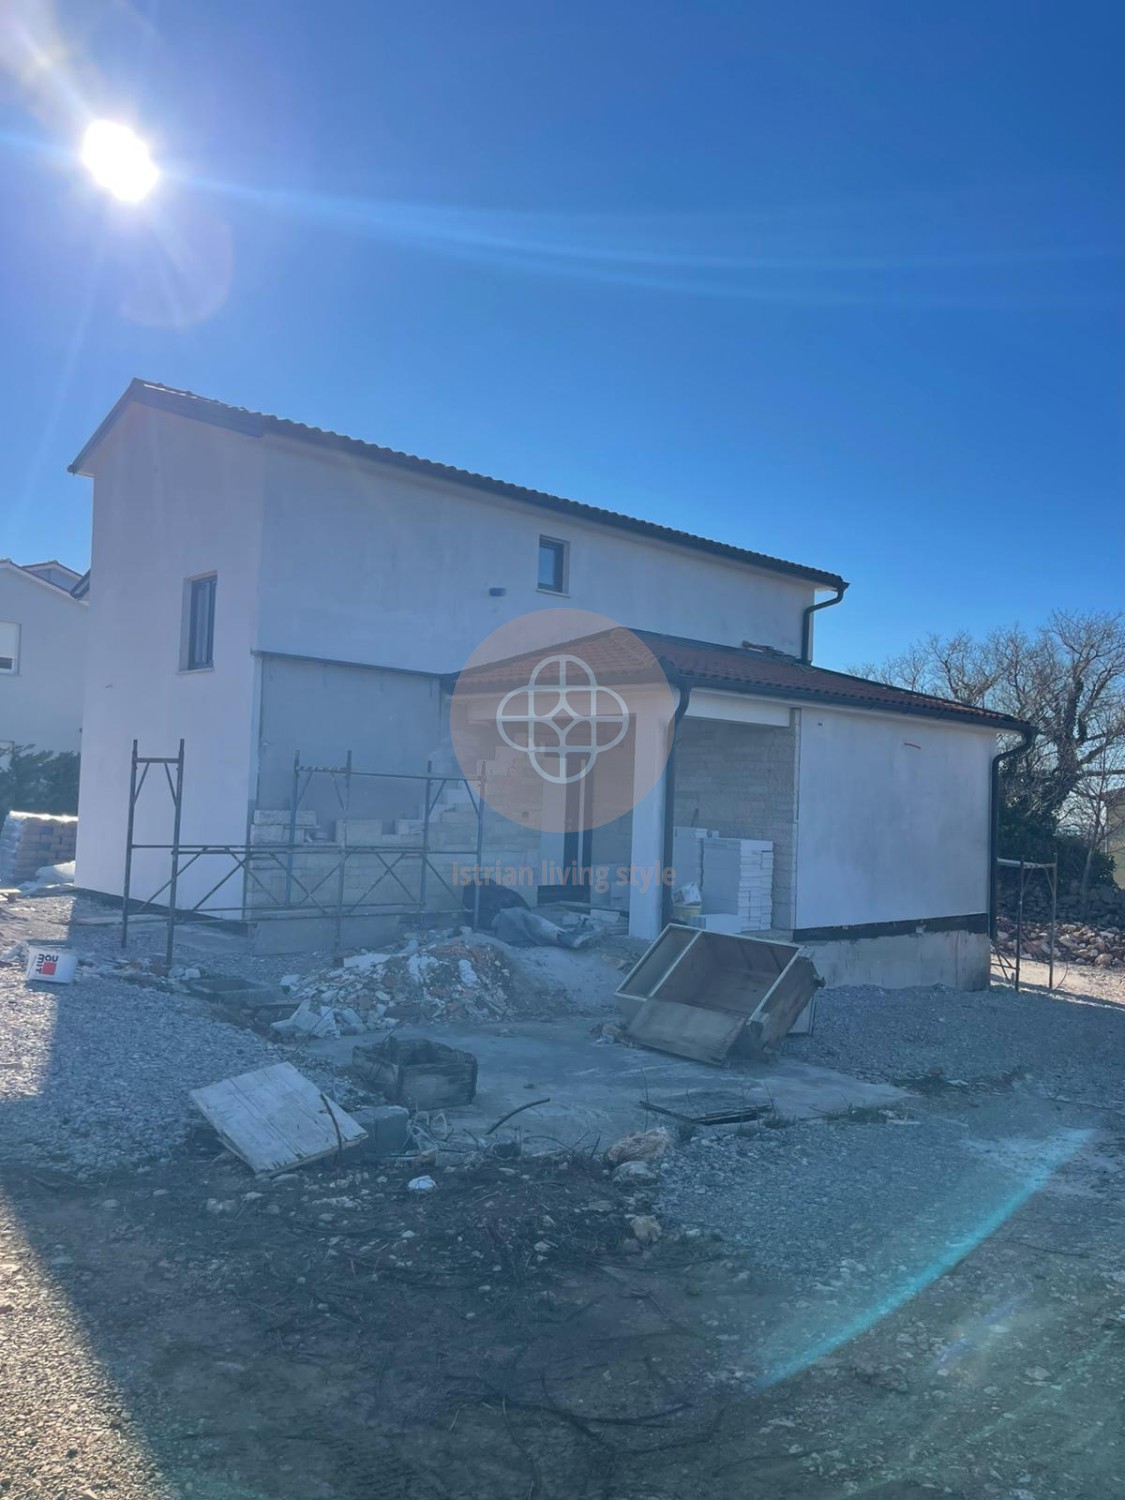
top-left (995, 916), bottom-right (1125, 967)
top-left (276, 934), bottom-right (515, 1038)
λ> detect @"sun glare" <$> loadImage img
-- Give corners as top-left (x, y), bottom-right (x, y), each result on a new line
top-left (81, 120), bottom-right (159, 202)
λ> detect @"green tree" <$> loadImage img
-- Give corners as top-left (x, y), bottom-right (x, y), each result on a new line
top-left (0, 746), bottom-right (81, 826)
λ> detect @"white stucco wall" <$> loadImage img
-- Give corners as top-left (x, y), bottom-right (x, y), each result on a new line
top-left (794, 708), bottom-right (997, 930)
top-left (0, 565), bottom-right (86, 754)
top-left (74, 402), bottom-right (824, 914)
top-left (75, 407), bottom-right (266, 906)
top-left (254, 437), bottom-right (815, 671)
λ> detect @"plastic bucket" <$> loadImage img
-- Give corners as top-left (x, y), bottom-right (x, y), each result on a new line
top-left (25, 944), bottom-right (78, 984)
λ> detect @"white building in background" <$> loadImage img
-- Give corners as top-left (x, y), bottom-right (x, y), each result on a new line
top-left (68, 379), bottom-right (1028, 985)
top-left (0, 558), bottom-right (87, 755)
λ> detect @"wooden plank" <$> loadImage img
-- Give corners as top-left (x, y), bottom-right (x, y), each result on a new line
top-left (191, 1062), bottom-right (366, 1175)
top-left (616, 925), bottom-right (698, 1001)
top-left (744, 956), bottom-right (821, 1055)
top-left (625, 998), bottom-right (746, 1065)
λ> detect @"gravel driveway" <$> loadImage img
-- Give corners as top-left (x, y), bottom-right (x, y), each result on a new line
top-left (0, 892), bottom-right (353, 1177)
top-left (788, 968), bottom-right (1125, 1106)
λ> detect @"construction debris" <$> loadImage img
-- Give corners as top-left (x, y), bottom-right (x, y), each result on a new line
top-left (628, 1214), bottom-right (662, 1245)
top-left (492, 906), bottom-right (600, 949)
top-left (353, 1035), bottom-right (478, 1110)
top-left (604, 1128), bottom-right (672, 1165)
top-left (190, 1061), bottom-right (367, 1174)
top-left (273, 934), bottom-right (516, 1037)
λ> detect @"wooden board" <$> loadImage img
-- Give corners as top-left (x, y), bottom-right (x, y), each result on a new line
top-left (190, 1062), bottom-right (367, 1175)
top-left (744, 955), bottom-right (822, 1054)
top-left (616, 925), bottom-right (698, 1002)
top-left (625, 998), bottom-right (746, 1065)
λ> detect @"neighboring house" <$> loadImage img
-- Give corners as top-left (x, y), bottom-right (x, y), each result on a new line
top-left (68, 380), bottom-right (1027, 985)
top-left (0, 557), bottom-right (88, 755)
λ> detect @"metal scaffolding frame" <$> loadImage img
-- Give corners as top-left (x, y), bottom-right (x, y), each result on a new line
top-left (994, 855), bottom-right (1058, 994)
top-left (121, 745), bottom-right (486, 962)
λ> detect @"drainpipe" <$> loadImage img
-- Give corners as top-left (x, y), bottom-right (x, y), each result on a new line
top-left (989, 724), bottom-right (1036, 939)
top-left (800, 583), bottom-right (848, 665)
top-left (660, 673), bottom-right (694, 927)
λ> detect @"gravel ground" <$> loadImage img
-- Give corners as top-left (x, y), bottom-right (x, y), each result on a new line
top-left (786, 968), bottom-right (1125, 1105)
top-left (660, 1092), bottom-right (1104, 1279)
top-left (5, 893), bottom-right (1125, 1496)
top-left (661, 962), bottom-right (1125, 1390)
top-left (0, 893), bottom-right (358, 1177)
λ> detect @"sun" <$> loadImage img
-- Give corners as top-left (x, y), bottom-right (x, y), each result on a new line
top-left (80, 120), bottom-right (159, 203)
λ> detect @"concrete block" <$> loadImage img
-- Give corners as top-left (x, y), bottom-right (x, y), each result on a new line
top-left (353, 1104), bottom-right (411, 1156)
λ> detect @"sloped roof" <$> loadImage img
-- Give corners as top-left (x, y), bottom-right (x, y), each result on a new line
top-left (0, 559), bottom-right (87, 604)
top-left (69, 379), bottom-right (847, 590)
top-left (21, 559), bottom-right (82, 584)
top-left (452, 626), bottom-right (1030, 733)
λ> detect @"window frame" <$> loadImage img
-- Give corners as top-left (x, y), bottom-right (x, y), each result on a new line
top-left (537, 536), bottom-right (569, 595)
top-left (182, 573), bottom-right (217, 672)
top-left (0, 621), bottom-right (20, 675)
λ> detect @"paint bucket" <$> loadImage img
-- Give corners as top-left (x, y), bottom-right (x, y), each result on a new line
top-left (25, 944), bottom-right (78, 984)
top-left (671, 902), bottom-right (703, 922)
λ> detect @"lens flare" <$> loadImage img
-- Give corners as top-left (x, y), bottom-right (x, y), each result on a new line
top-left (80, 120), bottom-right (158, 202)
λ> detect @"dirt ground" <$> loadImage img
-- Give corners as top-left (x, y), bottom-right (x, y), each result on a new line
top-left (3, 1101), bottom-right (1125, 1498)
top-left (3, 922), bottom-right (1125, 1497)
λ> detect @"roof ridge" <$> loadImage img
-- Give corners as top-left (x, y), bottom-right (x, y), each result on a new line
top-left (69, 379), bottom-right (847, 590)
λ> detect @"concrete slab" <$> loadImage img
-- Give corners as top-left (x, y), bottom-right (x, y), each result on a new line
top-left (305, 1016), bottom-right (904, 1150)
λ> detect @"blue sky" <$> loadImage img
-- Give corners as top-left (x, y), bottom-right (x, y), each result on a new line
top-left (1, 0), bottom-right (1122, 669)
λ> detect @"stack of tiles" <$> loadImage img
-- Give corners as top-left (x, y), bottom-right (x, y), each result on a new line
top-left (701, 837), bottom-right (773, 931)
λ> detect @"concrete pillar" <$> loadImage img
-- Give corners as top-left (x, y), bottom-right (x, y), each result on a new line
top-left (628, 726), bottom-right (670, 940)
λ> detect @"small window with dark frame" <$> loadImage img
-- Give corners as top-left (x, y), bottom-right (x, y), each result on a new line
top-left (0, 621), bottom-right (19, 674)
top-left (185, 574), bottom-right (217, 670)
top-left (537, 536), bottom-right (568, 593)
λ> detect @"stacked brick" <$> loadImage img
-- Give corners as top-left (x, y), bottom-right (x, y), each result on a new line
top-left (0, 811), bottom-right (79, 884)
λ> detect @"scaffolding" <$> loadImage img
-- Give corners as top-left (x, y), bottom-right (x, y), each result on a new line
top-left (994, 856), bottom-right (1058, 994)
top-left (122, 743), bottom-right (486, 964)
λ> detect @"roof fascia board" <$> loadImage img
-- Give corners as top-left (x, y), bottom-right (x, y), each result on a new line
top-left (670, 670), bottom-right (1022, 733)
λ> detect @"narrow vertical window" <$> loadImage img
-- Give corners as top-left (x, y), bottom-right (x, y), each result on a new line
top-left (537, 537), bottom-right (568, 593)
top-left (184, 575), bottom-right (216, 670)
top-left (0, 622), bottom-right (20, 673)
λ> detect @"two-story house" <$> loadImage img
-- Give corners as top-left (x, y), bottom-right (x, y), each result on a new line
top-left (0, 558), bottom-right (87, 755)
top-left (68, 380), bottom-right (1027, 986)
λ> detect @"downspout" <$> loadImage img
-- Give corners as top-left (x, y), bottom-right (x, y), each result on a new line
top-left (660, 673), bottom-right (694, 928)
top-left (800, 583), bottom-right (848, 664)
top-left (989, 724), bottom-right (1036, 940)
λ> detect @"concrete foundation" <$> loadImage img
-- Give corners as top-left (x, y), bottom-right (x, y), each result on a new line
top-left (801, 929), bottom-right (991, 990)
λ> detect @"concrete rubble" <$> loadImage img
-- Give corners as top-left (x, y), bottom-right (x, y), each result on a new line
top-left (270, 932), bottom-right (516, 1039)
